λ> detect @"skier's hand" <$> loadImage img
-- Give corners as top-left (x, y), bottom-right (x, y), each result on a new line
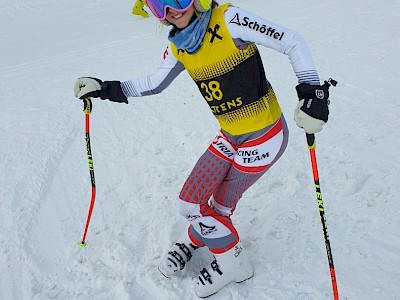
top-left (294, 83), bottom-right (329, 134)
top-left (74, 77), bottom-right (128, 104)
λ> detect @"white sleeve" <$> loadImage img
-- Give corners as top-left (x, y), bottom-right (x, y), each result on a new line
top-left (121, 45), bottom-right (185, 97)
top-left (224, 6), bottom-right (320, 84)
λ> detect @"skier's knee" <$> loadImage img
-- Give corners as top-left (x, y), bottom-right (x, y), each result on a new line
top-left (177, 199), bottom-right (200, 220)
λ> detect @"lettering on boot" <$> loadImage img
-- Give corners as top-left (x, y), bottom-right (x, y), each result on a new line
top-left (234, 245), bottom-right (243, 257)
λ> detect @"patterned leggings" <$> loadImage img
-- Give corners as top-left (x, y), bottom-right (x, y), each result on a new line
top-left (179, 116), bottom-right (289, 253)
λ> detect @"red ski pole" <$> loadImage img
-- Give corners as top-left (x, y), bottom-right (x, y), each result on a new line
top-left (306, 133), bottom-right (339, 300)
top-left (79, 98), bottom-right (97, 247)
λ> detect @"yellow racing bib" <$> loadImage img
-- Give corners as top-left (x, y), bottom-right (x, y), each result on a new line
top-left (171, 3), bottom-right (282, 135)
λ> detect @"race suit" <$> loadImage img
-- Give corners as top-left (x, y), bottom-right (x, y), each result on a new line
top-left (121, 3), bottom-right (320, 253)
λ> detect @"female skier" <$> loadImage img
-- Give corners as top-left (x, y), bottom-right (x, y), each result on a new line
top-left (74, 0), bottom-right (331, 297)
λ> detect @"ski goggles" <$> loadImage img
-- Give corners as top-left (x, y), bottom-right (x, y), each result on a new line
top-left (146, 0), bottom-right (194, 20)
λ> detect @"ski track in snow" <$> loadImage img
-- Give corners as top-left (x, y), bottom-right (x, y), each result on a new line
top-left (1, 0), bottom-right (400, 299)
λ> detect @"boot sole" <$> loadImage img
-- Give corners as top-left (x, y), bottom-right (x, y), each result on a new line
top-left (235, 272), bottom-right (254, 283)
top-left (196, 273), bottom-right (254, 298)
top-left (158, 265), bottom-right (171, 279)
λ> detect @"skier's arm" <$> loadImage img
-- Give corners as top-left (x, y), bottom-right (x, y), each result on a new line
top-left (121, 46), bottom-right (185, 97)
top-left (224, 6), bottom-right (320, 85)
top-left (74, 46), bottom-right (185, 102)
top-left (224, 6), bottom-right (334, 134)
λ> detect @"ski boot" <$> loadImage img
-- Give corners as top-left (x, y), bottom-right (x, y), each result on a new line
top-left (158, 230), bottom-right (200, 278)
top-left (195, 242), bottom-right (254, 298)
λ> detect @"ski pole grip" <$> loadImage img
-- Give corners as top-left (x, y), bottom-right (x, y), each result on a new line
top-left (306, 133), bottom-right (316, 149)
top-left (83, 98), bottom-right (92, 115)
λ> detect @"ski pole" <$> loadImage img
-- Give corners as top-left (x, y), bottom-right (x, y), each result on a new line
top-left (79, 98), bottom-right (97, 247)
top-left (306, 133), bottom-right (339, 300)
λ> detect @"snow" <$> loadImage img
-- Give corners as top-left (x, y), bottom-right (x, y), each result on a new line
top-left (1, 0), bottom-right (399, 299)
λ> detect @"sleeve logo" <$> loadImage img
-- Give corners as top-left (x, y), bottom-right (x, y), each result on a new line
top-left (229, 13), bottom-right (285, 40)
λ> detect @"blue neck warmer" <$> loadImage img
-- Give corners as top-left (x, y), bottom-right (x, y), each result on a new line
top-left (168, 9), bottom-right (212, 55)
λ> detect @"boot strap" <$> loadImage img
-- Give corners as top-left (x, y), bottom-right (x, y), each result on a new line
top-left (168, 250), bottom-right (185, 270)
top-left (199, 268), bottom-right (213, 285)
top-left (211, 259), bottom-right (223, 275)
top-left (176, 242), bottom-right (193, 261)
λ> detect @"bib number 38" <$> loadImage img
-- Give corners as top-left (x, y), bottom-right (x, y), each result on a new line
top-left (200, 80), bottom-right (223, 101)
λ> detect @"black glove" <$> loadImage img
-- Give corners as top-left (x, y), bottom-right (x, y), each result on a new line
top-left (294, 80), bottom-right (337, 134)
top-left (296, 83), bottom-right (330, 122)
top-left (74, 77), bottom-right (128, 104)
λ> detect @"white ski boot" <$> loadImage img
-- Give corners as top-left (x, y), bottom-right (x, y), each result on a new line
top-left (158, 230), bottom-right (199, 278)
top-left (195, 242), bottom-right (253, 298)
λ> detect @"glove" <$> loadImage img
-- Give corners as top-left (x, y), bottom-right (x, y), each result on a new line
top-left (74, 77), bottom-right (128, 103)
top-left (294, 83), bottom-right (329, 134)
